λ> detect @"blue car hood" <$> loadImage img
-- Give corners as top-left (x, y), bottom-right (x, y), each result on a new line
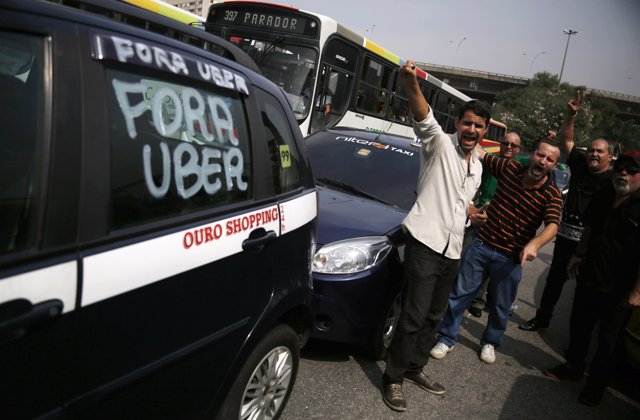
top-left (316, 185), bottom-right (408, 246)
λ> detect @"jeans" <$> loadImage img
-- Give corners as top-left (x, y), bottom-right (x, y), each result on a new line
top-left (535, 235), bottom-right (578, 323)
top-left (384, 233), bottom-right (460, 383)
top-left (437, 237), bottom-right (522, 348)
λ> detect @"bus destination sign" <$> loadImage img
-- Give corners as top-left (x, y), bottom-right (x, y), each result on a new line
top-left (209, 7), bottom-right (318, 38)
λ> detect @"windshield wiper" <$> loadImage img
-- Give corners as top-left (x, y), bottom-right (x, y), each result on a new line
top-left (255, 36), bottom-right (285, 65)
top-left (316, 178), bottom-right (395, 207)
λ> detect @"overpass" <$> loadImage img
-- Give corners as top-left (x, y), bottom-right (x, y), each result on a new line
top-left (417, 63), bottom-right (640, 123)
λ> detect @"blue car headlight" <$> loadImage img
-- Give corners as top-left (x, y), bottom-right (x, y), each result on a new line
top-left (313, 236), bottom-right (393, 274)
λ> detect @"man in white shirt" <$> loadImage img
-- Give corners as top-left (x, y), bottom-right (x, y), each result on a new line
top-left (382, 61), bottom-right (491, 412)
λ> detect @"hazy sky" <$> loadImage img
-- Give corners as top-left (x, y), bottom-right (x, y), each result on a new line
top-left (283, 0), bottom-right (640, 97)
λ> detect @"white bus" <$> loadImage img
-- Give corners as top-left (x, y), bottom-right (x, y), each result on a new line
top-left (205, 2), bottom-right (492, 136)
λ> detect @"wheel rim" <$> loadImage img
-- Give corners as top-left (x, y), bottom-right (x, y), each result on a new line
top-left (239, 345), bottom-right (293, 420)
top-left (382, 294), bottom-right (402, 349)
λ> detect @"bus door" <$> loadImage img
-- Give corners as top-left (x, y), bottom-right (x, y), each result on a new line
top-left (309, 37), bottom-right (357, 134)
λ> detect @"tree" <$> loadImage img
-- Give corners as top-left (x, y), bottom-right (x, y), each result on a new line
top-left (492, 71), bottom-right (640, 154)
top-left (492, 72), bottom-right (595, 152)
top-left (588, 93), bottom-right (640, 151)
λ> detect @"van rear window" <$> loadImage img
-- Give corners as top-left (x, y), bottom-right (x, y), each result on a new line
top-left (105, 68), bottom-right (251, 229)
top-left (0, 31), bottom-right (44, 255)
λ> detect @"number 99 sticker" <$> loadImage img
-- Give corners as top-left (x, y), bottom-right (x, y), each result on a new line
top-left (279, 145), bottom-right (292, 168)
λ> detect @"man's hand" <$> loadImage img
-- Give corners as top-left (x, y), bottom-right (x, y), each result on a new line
top-left (629, 288), bottom-right (640, 307)
top-left (566, 255), bottom-right (582, 281)
top-left (568, 90), bottom-right (583, 117)
top-left (519, 242), bottom-right (539, 266)
top-left (468, 203), bottom-right (489, 226)
top-left (399, 60), bottom-right (428, 121)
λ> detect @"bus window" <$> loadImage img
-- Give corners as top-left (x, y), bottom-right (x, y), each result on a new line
top-left (223, 37), bottom-right (317, 122)
top-left (357, 57), bottom-right (392, 116)
top-left (309, 36), bottom-right (357, 133)
top-left (486, 119), bottom-right (507, 143)
top-left (388, 71), bottom-right (409, 124)
top-left (431, 91), bottom-right (452, 130)
top-left (310, 66), bottom-right (352, 133)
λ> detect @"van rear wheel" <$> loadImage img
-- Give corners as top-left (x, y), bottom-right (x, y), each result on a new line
top-left (214, 324), bottom-right (300, 420)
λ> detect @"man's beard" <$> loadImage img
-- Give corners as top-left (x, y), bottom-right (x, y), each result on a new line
top-left (613, 182), bottom-right (630, 195)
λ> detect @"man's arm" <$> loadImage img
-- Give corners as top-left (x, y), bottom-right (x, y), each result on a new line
top-left (559, 90), bottom-right (583, 155)
top-left (399, 61), bottom-right (429, 121)
top-left (520, 222), bottom-right (558, 266)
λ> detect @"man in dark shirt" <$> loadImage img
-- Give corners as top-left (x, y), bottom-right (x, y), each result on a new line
top-left (430, 140), bottom-right (563, 364)
top-left (520, 91), bottom-right (613, 331)
top-left (543, 152), bottom-right (640, 406)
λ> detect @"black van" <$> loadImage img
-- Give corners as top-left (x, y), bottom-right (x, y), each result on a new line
top-left (0, 1), bottom-right (317, 419)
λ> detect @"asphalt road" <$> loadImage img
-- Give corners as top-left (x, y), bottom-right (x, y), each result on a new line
top-left (282, 239), bottom-right (640, 420)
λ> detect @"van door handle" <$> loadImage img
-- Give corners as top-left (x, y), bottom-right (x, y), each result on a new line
top-left (242, 228), bottom-right (277, 252)
top-left (0, 298), bottom-right (63, 341)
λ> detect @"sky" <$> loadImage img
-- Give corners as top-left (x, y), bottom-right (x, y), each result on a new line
top-left (282, 0), bottom-right (640, 97)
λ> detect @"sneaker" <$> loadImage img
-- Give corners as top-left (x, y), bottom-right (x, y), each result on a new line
top-left (578, 386), bottom-right (604, 407)
top-left (381, 382), bottom-right (406, 412)
top-left (480, 344), bottom-right (496, 364)
top-left (543, 363), bottom-right (583, 381)
top-left (405, 370), bottom-right (446, 395)
top-left (430, 342), bottom-right (454, 360)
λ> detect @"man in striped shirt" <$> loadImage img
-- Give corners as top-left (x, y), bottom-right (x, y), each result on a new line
top-left (430, 140), bottom-right (563, 364)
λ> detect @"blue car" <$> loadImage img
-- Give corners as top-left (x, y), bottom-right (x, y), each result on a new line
top-left (306, 128), bottom-right (420, 359)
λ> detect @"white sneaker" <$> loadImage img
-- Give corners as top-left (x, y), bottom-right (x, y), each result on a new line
top-left (430, 342), bottom-right (453, 360)
top-left (480, 344), bottom-right (496, 364)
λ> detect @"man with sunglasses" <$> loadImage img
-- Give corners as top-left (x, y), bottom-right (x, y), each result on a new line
top-left (520, 91), bottom-right (614, 332)
top-left (543, 152), bottom-right (640, 406)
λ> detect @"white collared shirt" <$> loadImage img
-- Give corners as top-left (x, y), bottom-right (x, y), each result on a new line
top-left (402, 108), bottom-right (483, 259)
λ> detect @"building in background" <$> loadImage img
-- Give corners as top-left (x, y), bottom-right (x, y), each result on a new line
top-left (166, 0), bottom-right (217, 18)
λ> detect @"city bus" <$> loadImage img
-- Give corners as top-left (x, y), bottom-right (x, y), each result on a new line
top-left (483, 119), bottom-right (508, 151)
top-left (203, 1), bottom-right (507, 138)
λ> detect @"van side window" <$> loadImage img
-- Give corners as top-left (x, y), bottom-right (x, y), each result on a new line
top-left (105, 68), bottom-right (251, 229)
top-left (256, 89), bottom-right (303, 195)
top-left (0, 32), bottom-right (44, 255)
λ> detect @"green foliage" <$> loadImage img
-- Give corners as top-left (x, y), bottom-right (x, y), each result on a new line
top-left (492, 72), bottom-right (640, 153)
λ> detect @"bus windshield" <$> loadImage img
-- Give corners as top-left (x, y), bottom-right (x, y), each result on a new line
top-left (229, 36), bottom-right (317, 121)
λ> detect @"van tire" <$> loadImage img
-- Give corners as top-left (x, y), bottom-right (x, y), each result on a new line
top-left (214, 324), bottom-right (300, 420)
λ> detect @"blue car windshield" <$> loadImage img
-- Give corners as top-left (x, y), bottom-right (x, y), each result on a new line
top-left (307, 134), bottom-right (419, 211)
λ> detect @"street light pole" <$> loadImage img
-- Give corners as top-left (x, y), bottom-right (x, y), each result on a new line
top-left (454, 37), bottom-right (467, 66)
top-left (559, 29), bottom-right (578, 84)
top-left (370, 24), bottom-right (376, 37)
top-left (530, 51), bottom-right (546, 75)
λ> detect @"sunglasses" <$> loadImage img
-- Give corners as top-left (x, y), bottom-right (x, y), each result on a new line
top-left (614, 164), bottom-right (640, 175)
top-left (501, 141), bottom-right (520, 149)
